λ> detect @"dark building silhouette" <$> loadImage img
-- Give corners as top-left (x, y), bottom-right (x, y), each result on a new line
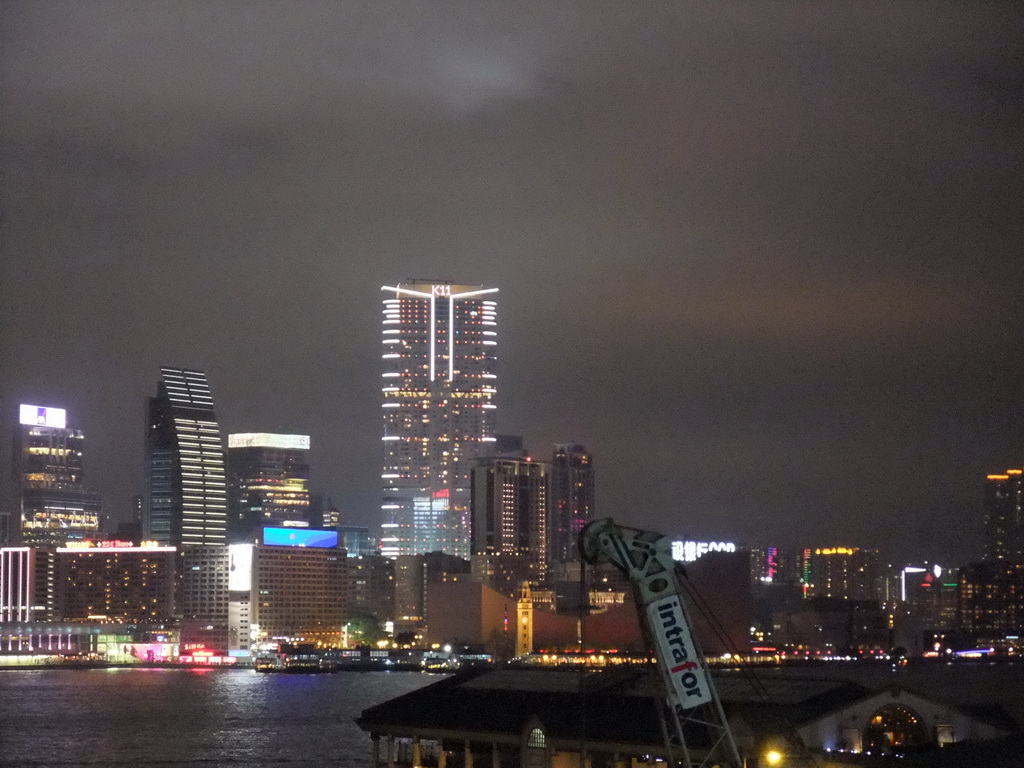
top-left (958, 561), bottom-right (1024, 644)
top-left (311, 495), bottom-right (341, 530)
top-left (395, 551), bottom-right (471, 628)
top-left (226, 433), bottom-right (312, 543)
top-left (470, 456), bottom-right (548, 595)
top-left (339, 525), bottom-right (374, 557)
top-left (144, 367), bottom-right (227, 546)
top-left (548, 443), bottom-right (594, 564)
top-left (348, 552), bottom-right (396, 624)
top-left (984, 469), bottom-right (1024, 563)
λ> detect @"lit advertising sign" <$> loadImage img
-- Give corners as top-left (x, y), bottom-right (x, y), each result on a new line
top-left (262, 528), bottom-right (338, 548)
top-left (19, 404), bottom-right (67, 429)
top-left (229, 544), bottom-right (253, 591)
top-left (647, 596), bottom-right (712, 710)
top-left (671, 540), bottom-right (737, 562)
top-left (57, 541), bottom-right (176, 553)
top-left (227, 433), bottom-right (310, 450)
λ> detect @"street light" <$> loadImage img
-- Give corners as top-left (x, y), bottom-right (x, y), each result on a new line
top-left (764, 750), bottom-right (783, 765)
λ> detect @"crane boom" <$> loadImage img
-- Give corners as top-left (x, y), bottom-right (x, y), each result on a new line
top-left (579, 518), bottom-right (742, 768)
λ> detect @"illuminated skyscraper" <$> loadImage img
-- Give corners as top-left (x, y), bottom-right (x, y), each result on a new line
top-left (548, 443), bottom-right (594, 564)
top-left (983, 469), bottom-right (1024, 563)
top-left (14, 404), bottom-right (101, 546)
top-left (380, 282), bottom-right (498, 559)
top-left (226, 433), bottom-right (312, 543)
top-left (145, 368), bottom-right (227, 546)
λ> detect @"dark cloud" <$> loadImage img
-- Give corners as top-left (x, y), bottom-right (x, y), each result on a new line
top-left (2, 1), bottom-right (1023, 563)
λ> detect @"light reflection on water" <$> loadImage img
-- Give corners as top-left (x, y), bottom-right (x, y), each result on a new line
top-left (0, 669), bottom-right (440, 767)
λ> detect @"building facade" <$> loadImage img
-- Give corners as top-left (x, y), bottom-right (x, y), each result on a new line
top-left (983, 469), bottom-right (1024, 563)
top-left (805, 547), bottom-right (881, 602)
top-left (0, 547), bottom-right (55, 622)
top-left (54, 542), bottom-right (177, 624)
top-left (958, 561), bottom-right (1024, 644)
top-left (347, 553), bottom-right (396, 625)
top-left (14, 404), bottom-right (101, 546)
top-left (470, 456), bottom-right (548, 594)
top-left (227, 433), bottom-right (312, 543)
top-left (339, 525), bottom-right (375, 557)
top-left (380, 282), bottom-right (498, 559)
top-left (548, 443), bottom-right (594, 564)
top-left (227, 532), bottom-right (348, 649)
top-left (180, 544), bottom-right (231, 653)
top-left (394, 551), bottom-right (471, 629)
top-left (145, 368), bottom-right (227, 547)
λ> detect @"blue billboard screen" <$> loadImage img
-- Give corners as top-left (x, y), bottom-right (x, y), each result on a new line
top-left (263, 527), bottom-right (339, 548)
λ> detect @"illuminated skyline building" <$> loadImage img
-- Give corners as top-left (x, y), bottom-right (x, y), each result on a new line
top-left (548, 443), bottom-right (594, 564)
top-left (805, 546), bottom-right (881, 602)
top-left (380, 282), bottom-right (499, 559)
top-left (14, 404), bottom-right (101, 546)
top-left (55, 542), bottom-right (177, 623)
top-left (470, 455), bottom-right (548, 594)
top-left (983, 469), bottom-right (1024, 564)
top-left (226, 433), bottom-right (312, 543)
top-left (227, 530), bottom-right (347, 651)
top-left (0, 547), bottom-right (54, 622)
top-left (144, 368), bottom-right (227, 547)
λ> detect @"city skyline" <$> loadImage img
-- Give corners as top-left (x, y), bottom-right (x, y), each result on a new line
top-left (3, 4), bottom-right (1023, 564)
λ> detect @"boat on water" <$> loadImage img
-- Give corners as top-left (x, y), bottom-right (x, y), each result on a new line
top-left (253, 643), bottom-right (324, 673)
top-left (252, 644), bottom-right (495, 673)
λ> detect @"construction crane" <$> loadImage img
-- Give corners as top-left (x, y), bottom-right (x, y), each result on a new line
top-left (579, 518), bottom-right (743, 768)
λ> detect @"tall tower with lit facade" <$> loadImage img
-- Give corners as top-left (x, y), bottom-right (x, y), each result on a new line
top-left (380, 282), bottom-right (498, 559)
top-left (984, 469), bottom-right (1024, 563)
top-left (226, 433), bottom-right (312, 543)
top-left (549, 443), bottom-right (594, 564)
top-left (14, 404), bottom-right (101, 546)
top-left (145, 368), bottom-right (227, 546)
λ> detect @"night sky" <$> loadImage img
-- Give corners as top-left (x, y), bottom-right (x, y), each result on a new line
top-left (2, 2), bottom-right (1022, 564)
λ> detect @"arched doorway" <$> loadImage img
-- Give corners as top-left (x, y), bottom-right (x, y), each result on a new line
top-left (862, 704), bottom-right (929, 754)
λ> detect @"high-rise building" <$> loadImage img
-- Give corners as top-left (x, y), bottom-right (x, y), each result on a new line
top-left (380, 282), bottom-right (499, 559)
top-left (548, 443), bottom-right (594, 564)
top-left (181, 544), bottom-right (231, 653)
top-left (311, 495), bottom-right (341, 530)
top-left (983, 470), bottom-right (1024, 563)
top-left (144, 368), bottom-right (227, 547)
top-left (227, 530), bottom-right (348, 650)
top-left (958, 561), bottom-right (1024, 643)
top-left (470, 456), bottom-right (548, 595)
top-left (54, 541), bottom-right (177, 623)
top-left (13, 404), bottom-right (101, 546)
top-left (347, 552), bottom-right (396, 624)
top-left (394, 551), bottom-right (471, 627)
top-left (226, 433), bottom-right (312, 543)
top-left (805, 547), bottom-right (881, 602)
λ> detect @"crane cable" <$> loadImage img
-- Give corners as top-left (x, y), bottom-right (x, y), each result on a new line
top-left (676, 566), bottom-right (825, 767)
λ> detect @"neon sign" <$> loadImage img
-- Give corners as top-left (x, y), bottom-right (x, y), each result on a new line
top-left (671, 540), bottom-right (737, 562)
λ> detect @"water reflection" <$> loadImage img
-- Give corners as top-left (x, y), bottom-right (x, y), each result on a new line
top-left (0, 669), bottom-right (438, 767)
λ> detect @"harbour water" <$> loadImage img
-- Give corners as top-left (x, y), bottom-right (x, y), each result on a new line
top-left (0, 668), bottom-right (439, 767)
